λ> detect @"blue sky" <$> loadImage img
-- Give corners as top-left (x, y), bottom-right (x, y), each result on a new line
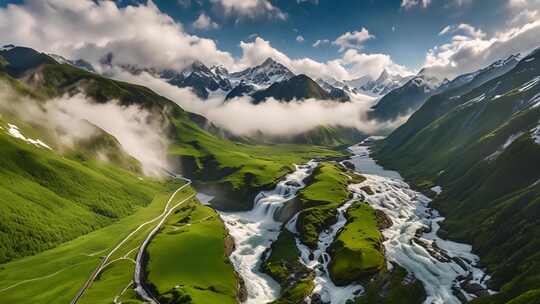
top-left (121, 0), bottom-right (512, 71)
top-left (0, 0), bottom-right (537, 81)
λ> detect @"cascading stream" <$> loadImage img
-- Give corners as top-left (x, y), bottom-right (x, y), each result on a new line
top-left (346, 141), bottom-right (494, 304)
top-left (218, 161), bottom-right (318, 304)
top-left (287, 197), bottom-right (364, 304)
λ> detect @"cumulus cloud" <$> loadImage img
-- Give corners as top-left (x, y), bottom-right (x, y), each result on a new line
top-left (192, 13), bottom-right (219, 30)
top-left (236, 37), bottom-right (410, 81)
top-left (0, 0), bottom-right (234, 72)
top-left (0, 0), bottom-right (409, 82)
top-left (210, 0), bottom-right (287, 21)
top-left (0, 82), bottom-right (169, 176)
top-left (424, 19), bottom-right (540, 80)
top-left (296, 35), bottom-right (305, 43)
top-left (113, 69), bottom-right (403, 136)
top-left (333, 28), bottom-right (374, 51)
top-left (339, 49), bottom-right (413, 79)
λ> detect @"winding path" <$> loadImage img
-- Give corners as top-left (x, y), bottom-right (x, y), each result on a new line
top-left (71, 175), bottom-right (193, 304)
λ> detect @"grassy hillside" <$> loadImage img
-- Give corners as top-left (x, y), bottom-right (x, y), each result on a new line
top-left (354, 264), bottom-right (426, 304)
top-left (328, 202), bottom-right (385, 286)
top-left (168, 110), bottom-right (343, 211)
top-left (0, 118), bottom-right (166, 263)
top-left (295, 162), bottom-right (358, 248)
top-left (0, 181), bottom-right (188, 303)
top-left (261, 230), bottom-right (315, 304)
top-left (373, 48), bottom-right (540, 303)
top-left (145, 200), bottom-right (238, 304)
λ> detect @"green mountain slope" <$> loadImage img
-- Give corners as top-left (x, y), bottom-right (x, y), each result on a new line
top-left (251, 74), bottom-right (340, 103)
top-left (0, 116), bottom-right (166, 263)
top-left (373, 48), bottom-right (540, 303)
top-left (0, 46), bottom-right (344, 264)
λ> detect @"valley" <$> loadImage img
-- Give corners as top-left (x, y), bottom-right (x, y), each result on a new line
top-left (0, 1), bottom-right (539, 302)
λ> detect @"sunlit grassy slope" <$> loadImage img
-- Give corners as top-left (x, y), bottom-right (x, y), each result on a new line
top-left (145, 200), bottom-right (238, 304)
top-left (0, 182), bottom-right (187, 303)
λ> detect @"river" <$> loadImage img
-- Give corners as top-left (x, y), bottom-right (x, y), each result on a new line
top-left (220, 140), bottom-right (492, 304)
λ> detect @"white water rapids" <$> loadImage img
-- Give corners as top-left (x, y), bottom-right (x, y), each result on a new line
top-left (347, 143), bottom-right (493, 304)
top-left (287, 198), bottom-right (364, 304)
top-left (219, 140), bottom-right (492, 304)
top-left (219, 161), bottom-right (318, 304)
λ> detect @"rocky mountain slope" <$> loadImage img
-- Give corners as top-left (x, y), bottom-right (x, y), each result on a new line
top-left (368, 54), bottom-right (520, 122)
top-left (373, 47), bottom-right (540, 304)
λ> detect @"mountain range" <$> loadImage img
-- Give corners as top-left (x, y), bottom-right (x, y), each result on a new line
top-left (373, 46), bottom-right (540, 304)
top-left (1, 41), bottom-right (540, 304)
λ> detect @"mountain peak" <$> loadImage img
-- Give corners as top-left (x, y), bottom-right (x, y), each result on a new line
top-left (376, 69), bottom-right (390, 82)
top-left (261, 57), bottom-right (278, 66)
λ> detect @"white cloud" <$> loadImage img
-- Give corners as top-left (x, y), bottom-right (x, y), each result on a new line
top-left (312, 39), bottom-right (330, 47)
top-left (0, 0), bottom-right (409, 83)
top-left (236, 37), bottom-right (411, 81)
top-left (402, 0), bottom-right (474, 9)
top-left (192, 13), bottom-right (219, 30)
top-left (0, 0), bottom-right (234, 72)
top-left (401, 0), bottom-right (432, 9)
top-left (210, 0), bottom-right (287, 21)
top-left (333, 28), bottom-right (374, 52)
top-left (439, 23), bottom-right (486, 38)
top-left (424, 19), bottom-right (540, 80)
top-left (339, 49), bottom-right (413, 79)
top-left (296, 35), bottom-right (305, 43)
top-left (114, 69), bottom-right (404, 137)
top-left (0, 82), bottom-right (169, 176)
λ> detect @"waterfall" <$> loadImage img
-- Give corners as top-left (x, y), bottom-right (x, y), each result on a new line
top-left (218, 161), bottom-right (318, 304)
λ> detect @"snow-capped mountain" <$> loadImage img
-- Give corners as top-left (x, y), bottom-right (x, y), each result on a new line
top-left (436, 54), bottom-right (520, 94)
top-left (368, 69), bottom-right (441, 120)
top-left (229, 58), bottom-right (295, 88)
top-left (368, 54), bottom-right (521, 122)
top-left (165, 60), bottom-right (232, 99)
top-left (346, 70), bottom-right (413, 96)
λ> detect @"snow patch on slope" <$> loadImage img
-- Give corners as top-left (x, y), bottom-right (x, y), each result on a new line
top-left (531, 121), bottom-right (540, 144)
top-left (6, 123), bottom-right (52, 149)
top-left (518, 76), bottom-right (540, 92)
top-left (485, 132), bottom-right (524, 161)
top-left (431, 186), bottom-right (442, 195)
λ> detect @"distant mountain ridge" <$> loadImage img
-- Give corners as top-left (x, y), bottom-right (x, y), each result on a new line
top-left (367, 54), bottom-right (520, 122)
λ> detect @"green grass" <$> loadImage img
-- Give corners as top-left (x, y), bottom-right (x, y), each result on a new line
top-left (355, 264), bottom-right (426, 304)
top-left (373, 50), bottom-right (540, 303)
top-left (0, 117), bottom-right (170, 263)
top-left (0, 184), bottom-right (190, 304)
top-left (262, 229), bottom-right (310, 283)
top-left (295, 162), bottom-right (353, 248)
top-left (328, 203), bottom-right (385, 286)
top-left (167, 109), bottom-right (345, 210)
top-left (272, 278), bottom-right (315, 304)
top-left (145, 200), bottom-right (238, 304)
top-left (506, 289), bottom-right (540, 304)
